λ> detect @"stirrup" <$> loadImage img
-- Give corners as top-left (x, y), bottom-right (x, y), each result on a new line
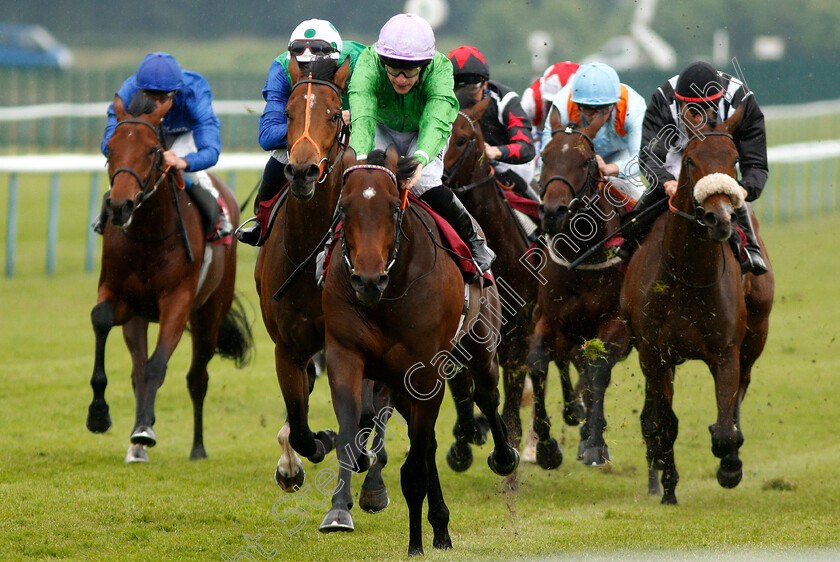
top-left (234, 217), bottom-right (264, 246)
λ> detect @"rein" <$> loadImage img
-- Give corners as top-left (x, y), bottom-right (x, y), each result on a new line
top-left (288, 76), bottom-right (348, 183)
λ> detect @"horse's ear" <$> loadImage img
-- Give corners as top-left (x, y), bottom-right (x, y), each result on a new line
top-left (582, 109), bottom-right (608, 139)
top-left (149, 96), bottom-right (173, 125)
top-left (342, 146), bottom-right (356, 169)
top-left (723, 103), bottom-right (745, 134)
top-left (385, 145), bottom-right (400, 172)
top-left (289, 55), bottom-right (301, 85)
top-left (113, 94), bottom-right (128, 122)
top-left (547, 105), bottom-right (563, 134)
top-left (334, 56), bottom-right (351, 90)
top-left (471, 95), bottom-right (491, 121)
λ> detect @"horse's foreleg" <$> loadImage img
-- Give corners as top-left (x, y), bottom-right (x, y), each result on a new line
top-left (87, 301), bottom-right (115, 434)
top-left (399, 399), bottom-right (431, 556)
top-left (444, 367), bottom-right (481, 473)
top-left (468, 354), bottom-right (520, 477)
top-left (530, 358), bottom-right (563, 470)
top-left (360, 381), bottom-right (392, 514)
top-left (122, 317), bottom-right (149, 461)
top-left (639, 348), bottom-right (678, 504)
top-left (422, 410), bottom-right (452, 551)
top-left (319, 344), bottom-right (368, 533)
top-left (131, 293), bottom-right (191, 447)
top-left (709, 350), bottom-right (744, 489)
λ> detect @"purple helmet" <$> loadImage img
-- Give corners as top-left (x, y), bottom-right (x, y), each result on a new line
top-left (375, 13), bottom-right (435, 62)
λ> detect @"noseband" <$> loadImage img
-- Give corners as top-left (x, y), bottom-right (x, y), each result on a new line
top-left (339, 164), bottom-right (405, 278)
top-left (541, 126), bottom-right (600, 212)
top-left (108, 119), bottom-right (170, 207)
top-left (288, 76), bottom-right (349, 184)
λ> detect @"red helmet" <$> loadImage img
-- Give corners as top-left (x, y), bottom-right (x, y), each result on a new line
top-left (447, 46), bottom-right (489, 88)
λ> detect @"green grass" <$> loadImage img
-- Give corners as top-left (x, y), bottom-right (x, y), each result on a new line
top-left (1, 174), bottom-right (840, 560)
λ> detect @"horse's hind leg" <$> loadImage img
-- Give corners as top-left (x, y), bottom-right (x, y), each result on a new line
top-left (120, 317), bottom-right (150, 462)
top-left (530, 360), bottom-right (563, 470)
top-left (360, 381), bottom-right (394, 514)
top-left (639, 348), bottom-right (679, 504)
top-left (87, 301), bottom-right (115, 434)
top-left (445, 366), bottom-right (486, 473)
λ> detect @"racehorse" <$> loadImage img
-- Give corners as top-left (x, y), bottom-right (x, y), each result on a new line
top-left (87, 94), bottom-right (253, 463)
top-left (322, 147), bottom-right (520, 556)
top-left (254, 55), bottom-right (392, 515)
top-left (443, 93), bottom-right (564, 471)
top-left (528, 109), bottom-right (633, 467)
top-left (621, 105), bottom-right (774, 504)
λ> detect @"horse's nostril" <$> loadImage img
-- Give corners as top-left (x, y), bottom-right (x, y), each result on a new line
top-left (349, 274), bottom-right (364, 291)
top-left (305, 164), bottom-right (321, 181)
top-left (703, 212), bottom-right (718, 227)
top-left (376, 274), bottom-right (389, 291)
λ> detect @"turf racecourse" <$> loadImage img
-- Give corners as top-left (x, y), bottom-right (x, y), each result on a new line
top-left (1, 173), bottom-right (839, 560)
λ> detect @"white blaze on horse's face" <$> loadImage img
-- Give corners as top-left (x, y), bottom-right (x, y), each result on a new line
top-left (309, 92), bottom-right (317, 110)
top-left (362, 187), bottom-right (376, 200)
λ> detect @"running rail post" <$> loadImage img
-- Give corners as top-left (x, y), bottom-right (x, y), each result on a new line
top-left (6, 173), bottom-right (18, 278)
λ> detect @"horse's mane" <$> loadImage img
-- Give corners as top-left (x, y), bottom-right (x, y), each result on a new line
top-left (456, 88), bottom-right (477, 109)
top-left (300, 57), bottom-right (340, 82)
top-left (127, 90), bottom-right (159, 117)
top-left (365, 149), bottom-right (418, 186)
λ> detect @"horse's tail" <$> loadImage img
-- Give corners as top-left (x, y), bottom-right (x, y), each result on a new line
top-left (217, 293), bottom-right (254, 368)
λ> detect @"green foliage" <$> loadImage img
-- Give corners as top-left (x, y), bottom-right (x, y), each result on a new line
top-left (1, 174), bottom-right (840, 558)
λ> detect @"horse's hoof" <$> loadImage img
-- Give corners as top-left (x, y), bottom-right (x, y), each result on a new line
top-left (315, 428), bottom-right (337, 454)
top-left (408, 546), bottom-right (424, 557)
top-left (433, 533), bottom-right (453, 550)
top-left (563, 402), bottom-right (585, 426)
top-left (359, 486), bottom-right (390, 514)
top-left (717, 459), bottom-right (743, 489)
top-left (86, 403), bottom-right (111, 434)
top-left (190, 446), bottom-right (207, 461)
top-left (488, 447), bottom-right (520, 476)
top-left (582, 444), bottom-right (611, 467)
top-left (446, 441), bottom-right (473, 472)
top-left (319, 508), bottom-right (354, 532)
top-left (536, 438), bottom-right (564, 470)
top-left (661, 492), bottom-right (678, 505)
top-left (275, 464), bottom-right (305, 492)
top-left (124, 443), bottom-right (148, 463)
top-left (130, 426), bottom-right (157, 447)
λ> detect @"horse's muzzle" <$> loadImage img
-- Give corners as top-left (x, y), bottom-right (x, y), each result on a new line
top-left (539, 203), bottom-right (568, 236)
top-left (350, 272), bottom-right (389, 306)
top-left (285, 163), bottom-right (320, 200)
top-left (702, 209), bottom-right (733, 243)
top-left (109, 197), bottom-right (135, 228)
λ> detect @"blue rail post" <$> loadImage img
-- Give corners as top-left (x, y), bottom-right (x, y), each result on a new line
top-left (5, 173), bottom-right (18, 278)
top-left (86, 172), bottom-right (100, 273)
top-left (46, 173), bottom-right (59, 275)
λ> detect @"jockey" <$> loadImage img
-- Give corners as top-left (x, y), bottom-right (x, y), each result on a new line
top-left (447, 45), bottom-right (540, 202)
top-left (541, 61), bottom-right (647, 202)
top-left (348, 13), bottom-right (495, 276)
top-left (521, 61), bottom-right (580, 136)
top-left (618, 60), bottom-right (769, 275)
top-left (96, 52), bottom-right (232, 239)
top-left (236, 19), bottom-right (366, 246)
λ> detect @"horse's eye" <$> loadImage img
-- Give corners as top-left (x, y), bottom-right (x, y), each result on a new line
top-left (455, 137), bottom-right (467, 147)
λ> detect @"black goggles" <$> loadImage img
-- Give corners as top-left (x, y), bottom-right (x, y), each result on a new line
top-left (289, 40), bottom-right (335, 57)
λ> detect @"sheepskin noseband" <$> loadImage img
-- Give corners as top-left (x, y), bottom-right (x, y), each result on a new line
top-left (693, 173), bottom-right (745, 208)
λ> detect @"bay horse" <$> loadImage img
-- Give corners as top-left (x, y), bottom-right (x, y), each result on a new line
top-left (322, 147), bottom-right (519, 556)
top-left (254, 55), bottom-right (392, 515)
top-left (621, 105), bottom-right (774, 504)
top-left (443, 93), bottom-right (564, 471)
top-left (528, 109), bottom-right (633, 467)
top-left (87, 94), bottom-right (253, 463)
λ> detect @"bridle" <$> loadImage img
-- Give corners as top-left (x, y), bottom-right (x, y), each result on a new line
top-left (108, 119), bottom-right (172, 208)
top-left (339, 164), bottom-right (406, 278)
top-left (288, 76), bottom-right (349, 183)
top-left (540, 125), bottom-right (601, 214)
top-left (667, 131), bottom-right (736, 224)
top-left (443, 111), bottom-right (495, 194)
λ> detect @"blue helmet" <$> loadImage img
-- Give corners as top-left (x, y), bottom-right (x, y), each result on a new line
top-left (135, 52), bottom-right (183, 91)
top-left (570, 62), bottom-right (621, 105)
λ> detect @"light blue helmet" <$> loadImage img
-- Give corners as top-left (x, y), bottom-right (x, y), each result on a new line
top-left (570, 62), bottom-right (620, 105)
top-left (135, 52), bottom-right (183, 91)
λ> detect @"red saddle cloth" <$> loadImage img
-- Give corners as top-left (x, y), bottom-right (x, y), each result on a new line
top-left (502, 189), bottom-right (540, 222)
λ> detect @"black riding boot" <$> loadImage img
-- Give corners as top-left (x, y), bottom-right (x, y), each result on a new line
top-left (734, 205), bottom-right (768, 275)
top-left (616, 184), bottom-right (666, 261)
top-left (91, 190), bottom-right (110, 235)
top-left (421, 184), bottom-right (496, 277)
top-left (498, 169), bottom-right (540, 202)
top-left (235, 178), bottom-right (280, 246)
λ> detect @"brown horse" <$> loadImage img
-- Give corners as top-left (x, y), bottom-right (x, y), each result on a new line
top-left (255, 56), bottom-right (393, 516)
top-left (322, 147), bottom-right (519, 556)
top-left (621, 106), bottom-right (774, 504)
top-left (87, 95), bottom-right (252, 462)
top-left (528, 109), bottom-right (633, 467)
top-left (443, 94), bottom-right (564, 470)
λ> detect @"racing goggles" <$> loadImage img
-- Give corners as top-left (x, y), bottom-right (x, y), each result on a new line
top-left (384, 65), bottom-right (422, 79)
top-left (289, 40), bottom-right (336, 58)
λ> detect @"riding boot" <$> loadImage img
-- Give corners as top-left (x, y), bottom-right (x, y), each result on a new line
top-left (733, 204), bottom-right (768, 275)
top-left (421, 184), bottom-right (496, 277)
top-left (235, 178), bottom-right (281, 246)
top-left (91, 190), bottom-right (111, 235)
top-left (187, 176), bottom-right (232, 240)
top-left (616, 184), bottom-right (666, 261)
